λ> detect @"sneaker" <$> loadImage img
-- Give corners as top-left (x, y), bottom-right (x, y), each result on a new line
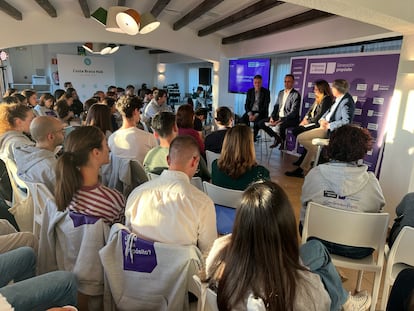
top-left (342, 291), bottom-right (371, 311)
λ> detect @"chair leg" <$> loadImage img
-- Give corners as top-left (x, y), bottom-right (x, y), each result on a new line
top-left (356, 270), bottom-right (364, 292)
top-left (314, 145), bottom-right (322, 168)
top-left (380, 280), bottom-right (390, 311)
top-left (371, 270), bottom-right (383, 311)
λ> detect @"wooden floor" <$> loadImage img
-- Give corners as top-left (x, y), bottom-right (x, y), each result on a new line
top-left (255, 139), bottom-right (385, 311)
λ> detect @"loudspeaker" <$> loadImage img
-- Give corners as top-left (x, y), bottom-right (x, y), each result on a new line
top-left (199, 68), bottom-right (211, 85)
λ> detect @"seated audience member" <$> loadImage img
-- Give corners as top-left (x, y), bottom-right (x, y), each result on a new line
top-left (141, 89), bottom-right (153, 113)
top-left (125, 84), bottom-right (135, 97)
top-left (64, 81), bottom-right (73, 90)
top-left (126, 136), bottom-right (217, 253)
top-left (82, 97), bottom-right (99, 119)
top-left (34, 93), bottom-right (57, 117)
top-left (289, 79), bottom-right (333, 167)
top-left (14, 116), bottom-right (64, 194)
top-left (108, 96), bottom-right (157, 164)
top-left (85, 104), bottom-right (113, 138)
top-left (55, 126), bottom-right (125, 224)
top-left (0, 220), bottom-right (37, 254)
top-left (21, 89), bottom-right (38, 111)
top-left (288, 79), bottom-right (355, 177)
top-left (1, 96), bottom-right (20, 105)
top-left (194, 107), bottom-right (208, 133)
top-left (66, 87), bottom-right (83, 117)
top-left (103, 97), bottom-right (120, 131)
top-left (176, 104), bottom-right (205, 155)
top-left (55, 99), bottom-right (74, 126)
top-left (93, 91), bottom-right (105, 103)
top-left (0, 247), bottom-right (78, 311)
top-left (212, 124), bottom-right (269, 190)
top-left (205, 106), bottom-right (233, 153)
top-left (388, 192), bottom-right (414, 248)
top-left (54, 89), bottom-right (65, 102)
top-left (3, 88), bottom-right (17, 97)
top-left (0, 103), bottom-right (35, 162)
top-left (142, 89), bottom-right (171, 130)
top-left (300, 125), bottom-right (385, 258)
top-left (386, 268), bottom-right (414, 311)
top-left (205, 180), bottom-right (371, 311)
top-left (144, 112), bottom-right (210, 180)
top-left (143, 112), bottom-right (178, 174)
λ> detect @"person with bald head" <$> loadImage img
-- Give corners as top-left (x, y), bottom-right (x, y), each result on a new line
top-left (125, 135), bottom-right (217, 253)
top-left (13, 116), bottom-right (65, 193)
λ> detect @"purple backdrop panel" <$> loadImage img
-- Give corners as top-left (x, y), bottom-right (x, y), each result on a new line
top-left (285, 128), bottom-right (297, 151)
top-left (291, 53), bottom-right (400, 174)
top-left (121, 230), bottom-right (157, 273)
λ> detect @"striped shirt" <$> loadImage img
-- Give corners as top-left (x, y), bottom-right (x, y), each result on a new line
top-left (68, 184), bottom-right (125, 224)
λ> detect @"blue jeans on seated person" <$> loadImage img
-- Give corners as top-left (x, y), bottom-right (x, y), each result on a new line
top-left (300, 240), bottom-right (348, 311)
top-left (0, 247), bottom-right (78, 311)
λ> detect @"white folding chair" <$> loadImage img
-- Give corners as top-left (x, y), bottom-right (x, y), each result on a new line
top-left (311, 138), bottom-right (329, 167)
top-left (302, 202), bottom-right (389, 311)
top-left (24, 182), bottom-right (54, 238)
top-left (0, 155), bottom-right (34, 232)
top-left (205, 150), bottom-right (220, 174)
top-left (203, 181), bottom-right (243, 234)
top-left (192, 275), bottom-right (218, 311)
top-left (380, 226), bottom-right (414, 310)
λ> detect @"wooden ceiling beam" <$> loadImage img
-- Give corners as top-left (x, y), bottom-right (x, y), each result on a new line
top-left (34, 0), bottom-right (57, 18)
top-left (0, 0), bottom-right (22, 20)
top-left (117, 0), bottom-right (126, 6)
top-left (198, 0), bottom-right (284, 37)
top-left (173, 0), bottom-right (224, 31)
top-left (78, 0), bottom-right (90, 18)
top-left (222, 9), bottom-right (334, 44)
top-left (150, 0), bottom-right (171, 18)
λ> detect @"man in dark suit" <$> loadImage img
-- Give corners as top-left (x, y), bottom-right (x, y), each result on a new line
top-left (241, 75), bottom-right (270, 140)
top-left (258, 74), bottom-right (301, 148)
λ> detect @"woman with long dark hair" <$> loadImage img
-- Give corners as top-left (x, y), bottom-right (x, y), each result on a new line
top-left (55, 126), bottom-right (125, 224)
top-left (206, 180), bottom-right (371, 311)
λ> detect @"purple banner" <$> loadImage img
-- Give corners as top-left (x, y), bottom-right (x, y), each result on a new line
top-left (121, 230), bottom-right (157, 273)
top-left (291, 53), bottom-right (400, 174)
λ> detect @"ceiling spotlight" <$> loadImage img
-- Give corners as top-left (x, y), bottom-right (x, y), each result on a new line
top-left (116, 9), bottom-right (141, 35)
top-left (139, 13), bottom-right (160, 34)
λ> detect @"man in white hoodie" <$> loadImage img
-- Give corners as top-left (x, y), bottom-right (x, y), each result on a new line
top-left (14, 116), bottom-right (64, 194)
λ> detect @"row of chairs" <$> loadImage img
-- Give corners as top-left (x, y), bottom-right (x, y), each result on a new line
top-left (192, 202), bottom-right (413, 311)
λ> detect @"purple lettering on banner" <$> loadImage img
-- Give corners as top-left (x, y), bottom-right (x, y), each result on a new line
top-left (121, 230), bottom-right (157, 273)
top-left (291, 53), bottom-right (400, 176)
top-left (69, 212), bottom-right (100, 227)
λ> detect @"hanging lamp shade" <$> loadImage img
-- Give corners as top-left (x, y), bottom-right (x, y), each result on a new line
top-left (106, 6), bottom-right (127, 33)
top-left (116, 9), bottom-right (141, 35)
top-left (82, 42), bottom-right (94, 53)
top-left (91, 7), bottom-right (107, 26)
top-left (139, 12), bottom-right (160, 34)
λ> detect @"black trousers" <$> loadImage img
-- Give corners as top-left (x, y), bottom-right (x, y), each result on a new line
top-left (387, 268), bottom-right (414, 311)
top-left (240, 113), bottom-right (267, 139)
top-left (257, 118), bottom-right (299, 141)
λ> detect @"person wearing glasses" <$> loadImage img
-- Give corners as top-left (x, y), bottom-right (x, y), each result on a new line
top-left (14, 116), bottom-right (65, 194)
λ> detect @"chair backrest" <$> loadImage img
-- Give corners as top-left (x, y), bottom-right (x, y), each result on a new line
top-left (25, 181), bottom-right (54, 237)
top-left (101, 153), bottom-right (148, 197)
top-left (302, 202), bottom-right (389, 252)
top-left (99, 223), bottom-right (202, 311)
top-left (192, 275), bottom-right (219, 311)
top-left (203, 181), bottom-right (243, 208)
top-left (388, 226), bottom-right (414, 269)
top-left (206, 150), bottom-right (220, 174)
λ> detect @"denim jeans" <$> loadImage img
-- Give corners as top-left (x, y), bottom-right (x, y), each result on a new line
top-left (300, 240), bottom-right (348, 311)
top-left (0, 247), bottom-right (78, 311)
top-left (0, 247), bottom-right (36, 287)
